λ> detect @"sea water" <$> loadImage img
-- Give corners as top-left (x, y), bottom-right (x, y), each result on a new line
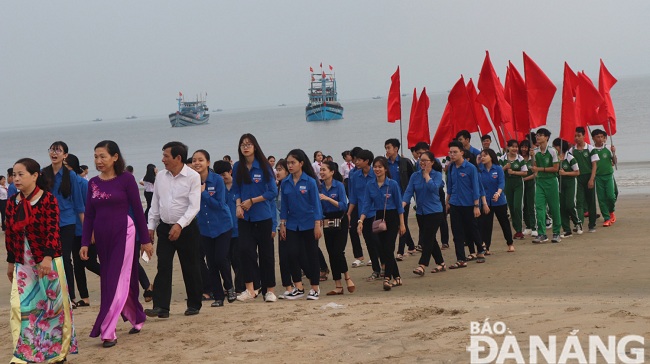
top-left (1, 76), bottom-right (648, 194)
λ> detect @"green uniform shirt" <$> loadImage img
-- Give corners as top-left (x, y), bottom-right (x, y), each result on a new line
top-left (594, 145), bottom-right (614, 175)
top-left (560, 153), bottom-right (579, 180)
top-left (534, 146), bottom-right (559, 179)
top-left (568, 144), bottom-right (599, 175)
top-left (499, 154), bottom-right (529, 179)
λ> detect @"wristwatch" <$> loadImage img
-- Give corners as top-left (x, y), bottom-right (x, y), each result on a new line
top-left (358, 219), bottom-right (363, 224)
top-left (474, 204), bottom-right (479, 207)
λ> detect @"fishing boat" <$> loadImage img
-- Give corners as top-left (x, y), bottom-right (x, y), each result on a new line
top-left (169, 93), bottom-right (209, 127)
top-left (93, 118), bottom-right (102, 122)
top-left (306, 67), bottom-right (343, 122)
top-left (126, 115), bottom-right (137, 120)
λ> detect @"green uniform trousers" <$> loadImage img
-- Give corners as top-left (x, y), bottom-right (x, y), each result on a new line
top-left (523, 179), bottom-right (536, 230)
top-left (504, 178), bottom-right (524, 233)
top-left (559, 177), bottom-right (581, 233)
top-left (535, 177), bottom-right (561, 235)
top-left (575, 174), bottom-right (598, 229)
top-left (595, 173), bottom-right (616, 221)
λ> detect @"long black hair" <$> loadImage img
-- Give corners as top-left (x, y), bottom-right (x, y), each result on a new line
top-left (321, 161), bottom-right (343, 182)
top-left (143, 164), bottom-right (156, 184)
top-left (95, 140), bottom-right (126, 175)
top-left (371, 156), bottom-right (392, 179)
top-left (42, 141), bottom-right (71, 197)
top-left (65, 154), bottom-right (83, 175)
top-left (286, 149), bottom-right (319, 185)
top-left (235, 133), bottom-right (272, 185)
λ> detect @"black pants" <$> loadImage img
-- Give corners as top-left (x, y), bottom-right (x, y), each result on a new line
top-left (201, 230), bottom-right (233, 301)
top-left (362, 218), bottom-right (382, 273)
top-left (238, 218), bottom-right (275, 288)
top-left (286, 229), bottom-right (320, 286)
top-left (60, 225), bottom-right (76, 300)
top-left (323, 215), bottom-right (349, 281)
top-left (198, 238), bottom-right (212, 295)
top-left (416, 213), bottom-right (445, 267)
top-left (480, 204), bottom-right (514, 250)
top-left (72, 235), bottom-right (100, 299)
top-left (397, 204), bottom-right (416, 254)
top-left (0, 199), bottom-right (6, 230)
top-left (318, 247), bottom-right (329, 272)
top-left (348, 206), bottom-right (364, 259)
top-left (375, 210), bottom-right (400, 279)
top-left (153, 221), bottom-right (203, 311)
top-left (144, 191), bottom-right (153, 220)
top-left (449, 205), bottom-right (483, 262)
top-left (228, 237), bottom-right (245, 293)
top-left (437, 187), bottom-right (450, 246)
top-left (278, 232), bottom-right (293, 288)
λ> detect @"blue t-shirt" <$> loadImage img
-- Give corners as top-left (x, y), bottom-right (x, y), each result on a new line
top-left (479, 163), bottom-right (507, 207)
top-left (197, 171), bottom-right (233, 238)
top-left (280, 173), bottom-right (323, 231)
top-left (349, 168), bottom-right (376, 217)
top-left (225, 184), bottom-right (239, 238)
top-left (447, 160), bottom-right (481, 207)
top-left (319, 179), bottom-right (348, 216)
top-left (231, 159), bottom-right (278, 222)
top-left (402, 170), bottom-right (444, 215)
top-left (361, 178), bottom-right (404, 217)
top-left (74, 176), bottom-right (88, 236)
top-left (50, 168), bottom-right (85, 227)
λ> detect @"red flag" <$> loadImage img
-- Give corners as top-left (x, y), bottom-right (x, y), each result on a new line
top-left (576, 71), bottom-right (603, 130)
top-left (598, 59), bottom-right (617, 135)
top-left (505, 62), bottom-right (529, 135)
top-left (309, 66), bottom-right (314, 72)
top-left (408, 88), bottom-right (418, 127)
top-left (467, 78), bottom-right (493, 135)
top-left (179, 91), bottom-right (183, 97)
top-left (408, 88), bottom-right (430, 149)
top-left (320, 62), bottom-right (322, 68)
top-left (523, 52), bottom-right (557, 129)
top-left (387, 66), bottom-right (401, 123)
top-left (448, 75), bottom-right (477, 133)
top-left (322, 71), bottom-right (326, 79)
top-left (560, 62), bottom-right (580, 143)
top-left (329, 65), bottom-right (333, 71)
top-left (430, 104), bottom-right (455, 158)
top-left (476, 51), bottom-right (512, 126)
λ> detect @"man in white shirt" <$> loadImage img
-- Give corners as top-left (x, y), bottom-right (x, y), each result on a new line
top-left (145, 141), bottom-right (203, 318)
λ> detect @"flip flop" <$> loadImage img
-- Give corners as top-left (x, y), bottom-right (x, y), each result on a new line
top-left (76, 300), bottom-right (90, 307)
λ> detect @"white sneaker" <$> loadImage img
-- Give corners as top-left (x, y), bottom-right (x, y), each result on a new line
top-left (573, 223), bottom-right (584, 235)
top-left (278, 290), bottom-right (291, 299)
top-left (523, 229), bottom-right (532, 236)
top-left (284, 288), bottom-right (305, 300)
top-left (351, 259), bottom-right (363, 268)
top-left (264, 292), bottom-right (277, 303)
top-left (531, 231), bottom-right (539, 237)
top-left (365, 260), bottom-right (373, 266)
top-left (307, 288), bottom-right (320, 300)
top-left (236, 290), bottom-right (256, 302)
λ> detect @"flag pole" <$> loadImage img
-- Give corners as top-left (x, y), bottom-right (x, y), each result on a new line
top-left (607, 117), bottom-right (617, 171)
top-left (399, 119), bottom-right (405, 158)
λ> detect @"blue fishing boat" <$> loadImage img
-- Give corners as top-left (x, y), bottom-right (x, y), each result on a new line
top-left (306, 69), bottom-right (343, 122)
top-left (169, 93), bottom-right (209, 127)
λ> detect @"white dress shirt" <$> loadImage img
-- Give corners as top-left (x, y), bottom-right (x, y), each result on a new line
top-left (147, 164), bottom-right (201, 230)
top-left (339, 161), bottom-right (354, 180)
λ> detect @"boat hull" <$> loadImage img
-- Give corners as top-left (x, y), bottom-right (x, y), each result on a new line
top-left (305, 103), bottom-right (344, 122)
top-left (169, 113), bottom-right (210, 127)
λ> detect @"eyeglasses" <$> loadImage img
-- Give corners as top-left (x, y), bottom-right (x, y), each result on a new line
top-left (48, 148), bottom-right (64, 155)
top-left (419, 159), bottom-right (432, 163)
top-left (240, 143), bottom-right (253, 149)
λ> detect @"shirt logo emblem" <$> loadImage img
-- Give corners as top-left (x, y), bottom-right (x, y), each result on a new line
top-left (253, 174), bottom-right (262, 183)
top-left (299, 185), bottom-right (307, 194)
top-left (460, 173), bottom-right (466, 177)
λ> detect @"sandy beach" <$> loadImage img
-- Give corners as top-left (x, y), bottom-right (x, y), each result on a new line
top-left (1, 193), bottom-right (648, 363)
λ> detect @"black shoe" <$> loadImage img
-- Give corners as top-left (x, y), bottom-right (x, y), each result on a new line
top-left (211, 300), bottom-right (224, 307)
top-left (226, 288), bottom-right (237, 303)
top-left (102, 339), bottom-right (117, 348)
top-left (128, 328), bottom-right (141, 334)
top-left (144, 307), bottom-right (169, 318)
top-left (184, 307), bottom-right (200, 316)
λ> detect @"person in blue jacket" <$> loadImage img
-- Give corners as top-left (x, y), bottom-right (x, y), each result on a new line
top-left (193, 150), bottom-right (235, 307)
top-left (279, 149), bottom-right (323, 301)
top-left (231, 134), bottom-right (278, 302)
top-left (357, 157), bottom-right (406, 291)
top-left (478, 149), bottom-right (514, 253)
top-left (319, 161), bottom-right (356, 296)
top-left (402, 151), bottom-right (446, 276)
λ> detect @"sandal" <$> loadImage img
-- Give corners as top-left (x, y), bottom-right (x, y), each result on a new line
top-left (383, 279), bottom-right (392, 291)
top-left (320, 270), bottom-right (329, 282)
top-left (396, 254), bottom-right (404, 261)
top-left (345, 278), bottom-right (356, 293)
top-left (366, 271), bottom-right (380, 282)
top-left (391, 277), bottom-right (403, 287)
top-left (407, 250), bottom-right (417, 256)
top-left (431, 263), bottom-right (446, 273)
top-left (70, 301), bottom-right (78, 309)
top-left (326, 287), bottom-right (344, 296)
top-left (448, 261), bottom-right (467, 269)
top-left (412, 266), bottom-right (425, 276)
top-left (476, 255), bottom-right (486, 263)
top-left (76, 300), bottom-right (90, 307)
top-left (441, 244), bottom-right (449, 250)
top-left (466, 254), bottom-right (476, 261)
top-left (351, 259), bottom-right (364, 268)
top-left (485, 250), bottom-right (492, 256)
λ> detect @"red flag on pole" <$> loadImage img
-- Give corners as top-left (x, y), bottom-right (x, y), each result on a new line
top-left (560, 62), bottom-right (580, 143)
top-left (387, 66), bottom-right (401, 123)
top-left (430, 104), bottom-right (455, 158)
top-left (408, 88), bottom-right (430, 149)
top-left (505, 62), bottom-right (529, 134)
top-left (576, 71), bottom-right (604, 131)
top-left (598, 59), bottom-right (617, 135)
top-left (448, 75), bottom-right (478, 133)
top-left (322, 71), bottom-right (326, 79)
top-left (467, 78), bottom-right (493, 135)
top-left (523, 52), bottom-right (557, 129)
top-left (309, 66), bottom-right (314, 72)
top-left (179, 91), bottom-right (183, 97)
top-left (408, 88), bottom-right (418, 127)
top-left (476, 51), bottom-right (512, 125)
top-left (329, 65), bottom-right (333, 71)
top-left (320, 62), bottom-right (322, 68)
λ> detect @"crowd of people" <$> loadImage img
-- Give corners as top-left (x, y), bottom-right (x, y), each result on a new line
top-left (3, 126), bottom-right (618, 362)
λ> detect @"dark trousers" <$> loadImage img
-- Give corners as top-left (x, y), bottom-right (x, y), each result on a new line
top-left (72, 235), bottom-right (101, 299)
top-left (362, 218), bottom-right (382, 273)
top-left (0, 199), bottom-right (6, 230)
top-left (286, 229), bottom-right (320, 286)
top-left (323, 215), bottom-right (349, 281)
top-left (437, 187), bottom-right (450, 246)
top-left (228, 237), bottom-right (245, 292)
top-left (238, 218), bottom-right (275, 288)
top-left (480, 204), bottom-right (514, 250)
top-left (318, 247), bottom-right (329, 272)
top-left (278, 233), bottom-right (292, 288)
top-left (397, 204), bottom-right (416, 254)
top-left (153, 221), bottom-right (203, 311)
top-left (198, 239), bottom-right (212, 295)
top-left (144, 191), bottom-right (153, 220)
top-left (416, 213), bottom-right (445, 267)
top-left (60, 225), bottom-right (76, 300)
top-left (348, 206), bottom-right (364, 259)
top-left (449, 205), bottom-right (483, 262)
top-left (375, 210), bottom-right (400, 279)
top-left (201, 230), bottom-right (233, 301)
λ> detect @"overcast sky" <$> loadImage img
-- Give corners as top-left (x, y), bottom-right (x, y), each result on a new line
top-left (2, 1), bottom-right (649, 127)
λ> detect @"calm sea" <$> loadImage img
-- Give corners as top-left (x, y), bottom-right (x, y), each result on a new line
top-left (2, 76), bottom-right (649, 194)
